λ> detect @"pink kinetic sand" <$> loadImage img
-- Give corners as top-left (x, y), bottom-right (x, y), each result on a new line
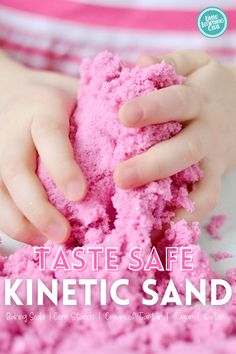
top-left (205, 215), bottom-right (227, 240)
top-left (0, 52), bottom-right (236, 354)
top-left (210, 251), bottom-right (234, 262)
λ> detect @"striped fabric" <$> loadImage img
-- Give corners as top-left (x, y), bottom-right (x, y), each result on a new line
top-left (0, 0), bottom-right (235, 76)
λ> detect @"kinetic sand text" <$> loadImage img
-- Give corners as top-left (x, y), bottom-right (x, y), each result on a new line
top-left (33, 246), bottom-right (194, 272)
top-left (4, 246), bottom-right (232, 306)
top-left (4, 278), bottom-right (232, 306)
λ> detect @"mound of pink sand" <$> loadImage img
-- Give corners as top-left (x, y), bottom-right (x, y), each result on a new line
top-left (205, 215), bottom-right (227, 240)
top-left (210, 251), bottom-right (234, 262)
top-left (0, 52), bottom-right (236, 354)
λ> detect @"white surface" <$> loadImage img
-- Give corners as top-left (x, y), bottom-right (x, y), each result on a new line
top-left (1, 168), bottom-right (236, 275)
top-left (199, 168), bottom-right (236, 275)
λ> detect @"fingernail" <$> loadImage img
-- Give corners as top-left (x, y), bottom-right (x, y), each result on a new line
top-left (44, 223), bottom-right (68, 243)
top-left (123, 103), bottom-right (143, 125)
top-left (66, 179), bottom-right (86, 201)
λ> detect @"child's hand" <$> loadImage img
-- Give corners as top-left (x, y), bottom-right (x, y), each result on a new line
top-left (0, 53), bottom-right (86, 244)
top-left (115, 50), bottom-right (236, 222)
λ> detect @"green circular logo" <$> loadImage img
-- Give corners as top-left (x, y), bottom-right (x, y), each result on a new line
top-left (197, 7), bottom-right (228, 38)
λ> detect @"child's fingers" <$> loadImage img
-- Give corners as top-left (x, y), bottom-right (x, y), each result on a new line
top-left (114, 121), bottom-right (207, 189)
top-left (158, 50), bottom-right (211, 76)
top-left (137, 54), bottom-right (157, 68)
top-left (173, 165), bottom-right (220, 223)
top-left (0, 181), bottom-right (46, 245)
top-left (119, 85), bottom-right (201, 127)
top-left (1, 141), bottom-right (70, 243)
top-left (138, 49), bottom-right (211, 76)
top-left (31, 113), bottom-right (87, 201)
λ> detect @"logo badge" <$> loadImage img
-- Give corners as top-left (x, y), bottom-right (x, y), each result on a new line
top-left (197, 7), bottom-right (228, 38)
